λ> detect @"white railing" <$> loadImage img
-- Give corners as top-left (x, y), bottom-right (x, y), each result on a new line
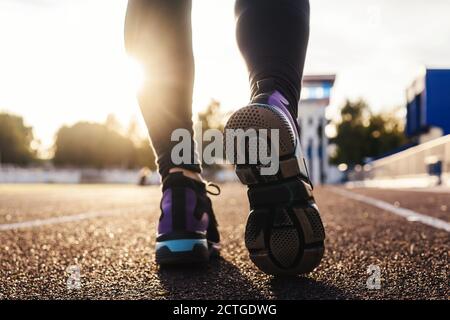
top-left (351, 134), bottom-right (450, 188)
top-left (0, 167), bottom-right (159, 185)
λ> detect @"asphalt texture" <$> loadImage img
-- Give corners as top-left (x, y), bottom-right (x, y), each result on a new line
top-left (0, 183), bottom-right (448, 300)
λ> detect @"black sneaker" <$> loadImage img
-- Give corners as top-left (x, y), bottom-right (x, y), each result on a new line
top-left (155, 172), bottom-right (221, 265)
top-left (224, 79), bottom-right (325, 275)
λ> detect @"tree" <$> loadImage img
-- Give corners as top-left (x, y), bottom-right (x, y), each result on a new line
top-left (331, 99), bottom-right (407, 165)
top-left (53, 122), bottom-right (135, 168)
top-left (0, 113), bottom-right (35, 165)
top-left (197, 99), bottom-right (225, 132)
top-left (134, 140), bottom-right (156, 170)
top-left (105, 114), bottom-right (122, 133)
top-left (365, 114), bottom-right (406, 159)
top-left (196, 100), bottom-right (228, 169)
top-left (53, 120), bottom-right (157, 170)
top-left (126, 117), bottom-right (156, 170)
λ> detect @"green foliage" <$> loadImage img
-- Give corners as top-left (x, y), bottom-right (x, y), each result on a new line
top-left (53, 121), bottom-right (156, 169)
top-left (0, 113), bottom-right (35, 165)
top-left (134, 139), bottom-right (157, 170)
top-left (196, 100), bottom-right (227, 170)
top-left (197, 99), bottom-right (225, 132)
top-left (331, 99), bottom-right (407, 165)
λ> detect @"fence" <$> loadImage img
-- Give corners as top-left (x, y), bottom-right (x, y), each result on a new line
top-left (349, 134), bottom-right (450, 188)
top-left (0, 167), bottom-right (159, 185)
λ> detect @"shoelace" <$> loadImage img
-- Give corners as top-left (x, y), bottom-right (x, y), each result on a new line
top-left (205, 182), bottom-right (221, 196)
top-left (203, 182), bottom-right (220, 228)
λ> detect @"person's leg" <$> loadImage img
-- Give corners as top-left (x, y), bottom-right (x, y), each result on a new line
top-left (124, 0), bottom-right (200, 180)
top-left (235, 0), bottom-right (310, 118)
top-left (125, 0), bottom-right (219, 265)
top-left (226, 0), bottom-right (325, 276)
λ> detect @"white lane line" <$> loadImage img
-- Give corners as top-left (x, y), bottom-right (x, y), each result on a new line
top-left (330, 187), bottom-right (450, 233)
top-left (397, 188), bottom-right (450, 194)
top-left (0, 207), bottom-right (137, 232)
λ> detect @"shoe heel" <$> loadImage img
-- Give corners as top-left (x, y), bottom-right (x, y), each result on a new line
top-left (155, 239), bottom-right (209, 265)
top-left (225, 104), bottom-right (308, 186)
top-left (245, 201), bottom-right (325, 275)
top-left (225, 103), bottom-right (326, 275)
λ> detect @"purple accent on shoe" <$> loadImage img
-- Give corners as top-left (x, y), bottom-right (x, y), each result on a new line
top-left (185, 188), bottom-right (196, 231)
top-left (185, 188), bottom-right (209, 233)
top-left (158, 189), bottom-right (172, 234)
top-left (197, 212), bottom-right (209, 233)
top-left (268, 90), bottom-right (300, 136)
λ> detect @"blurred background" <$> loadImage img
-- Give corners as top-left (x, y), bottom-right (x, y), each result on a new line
top-left (1, 0), bottom-right (449, 187)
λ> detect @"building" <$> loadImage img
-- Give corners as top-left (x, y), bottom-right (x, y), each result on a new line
top-left (298, 74), bottom-right (336, 185)
top-left (347, 68), bottom-right (450, 188)
top-left (406, 68), bottom-right (450, 144)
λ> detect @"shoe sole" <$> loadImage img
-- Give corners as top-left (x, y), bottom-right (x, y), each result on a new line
top-left (155, 237), bottom-right (219, 265)
top-left (225, 104), bottom-right (325, 275)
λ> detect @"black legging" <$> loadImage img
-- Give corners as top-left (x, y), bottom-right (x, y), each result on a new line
top-left (125, 0), bottom-right (310, 178)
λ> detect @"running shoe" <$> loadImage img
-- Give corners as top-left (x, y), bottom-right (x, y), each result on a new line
top-left (224, 79), bottom-right (325, 275)
top-left (155, 172), bottom-right (221, 265)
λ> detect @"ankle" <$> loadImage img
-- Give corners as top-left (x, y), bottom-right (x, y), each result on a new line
top-left (168, 167), bottom-right (205, 183)
top-left (252, 78), bottom-right (298, 118)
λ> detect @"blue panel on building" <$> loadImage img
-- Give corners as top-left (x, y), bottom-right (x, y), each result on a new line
top-left (425, 69), bottom-right (450, 135)
top-left (406, 69), bottom-right (450, 137)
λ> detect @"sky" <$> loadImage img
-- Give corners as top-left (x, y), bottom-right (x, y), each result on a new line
top-left (0, 0), bottom-right (450, 151)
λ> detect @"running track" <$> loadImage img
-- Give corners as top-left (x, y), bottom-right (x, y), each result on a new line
top-left (0, 183), bottom-right (448, 299)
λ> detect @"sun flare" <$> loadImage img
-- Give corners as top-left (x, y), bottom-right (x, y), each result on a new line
top-left (124, 56), bottom-right (146, 93)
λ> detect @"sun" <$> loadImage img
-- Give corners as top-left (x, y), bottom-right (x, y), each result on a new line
top-left (124, 55), bottom-right (145, 93)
